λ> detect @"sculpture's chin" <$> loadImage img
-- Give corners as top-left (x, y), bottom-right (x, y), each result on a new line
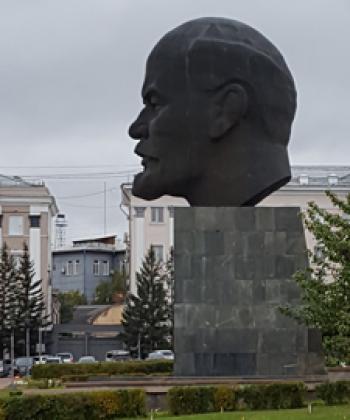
top-left (132, 171), bottom-right (163, 201)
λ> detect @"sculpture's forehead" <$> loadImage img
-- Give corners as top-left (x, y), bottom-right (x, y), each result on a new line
top-left (142, 39), bottom-right (189, 97)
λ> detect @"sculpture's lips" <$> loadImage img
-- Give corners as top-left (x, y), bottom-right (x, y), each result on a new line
top-left (141, 156), bottom-right (158, 170)
top-left (134, 143), bottom-right (158, 171)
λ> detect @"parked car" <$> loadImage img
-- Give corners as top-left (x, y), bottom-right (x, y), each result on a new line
top-left (105, 350), bottom-right (130, 362)
top-left (0, 360), bottom-right (11, 377)
top-left (146, 350), bottom-right (174, 361)
top-left (14, 357), bottom-right (34, 376)
top-left (56, 352), bottom-right (74, 363)
top-left (45, 356), bottom-right (62, 364)
top-left (78, 356), bottom-right (97, 364)
top-left (33, 355), bottom-right (50, 365)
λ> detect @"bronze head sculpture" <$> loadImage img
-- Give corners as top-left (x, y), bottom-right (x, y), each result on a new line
top-left (129, 17), bottom-right (297, 206)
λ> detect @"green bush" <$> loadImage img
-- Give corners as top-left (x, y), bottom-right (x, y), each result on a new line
top-left (237, 383), bottom-right (306, 410)
top-left (167, 386), bottom-right (215, 415)
top-left (61, 374), bottom-right (90, 382)
top-left (0, 400), bottom-right (6, 420)
top-left (167, 383), bottom-right (306, 415)
top-left (213, 386), bottom-right (236, 411)
top-left (315, 381), bottom-right (350, 405)
top-left (32, 359), bottom-right (173, 379)
top-left (3, 389), bottom-right (146, 420)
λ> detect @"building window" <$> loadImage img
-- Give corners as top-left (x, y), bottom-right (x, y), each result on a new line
top-left (328, 174), bottom-right (338, 185)
top-left (151, 207), bottom-right (164, 223)
top-left (134, 207), bottom-right (146, 218)
top-left (73, 260), bottom-right (80, 275)
top-left (8, 215), bottom-right (23, 236)
top-left (93, 260), bottom-right (99, 276)
top-left (152, 245), bottom-right (164, 263)
top-left (102, 261), bottom-right (109, 276)
top-left (66, 261), bottom-right (73, 276)
top-left (29, 215), bottom-right (40, 228)
top-left (299, 174), bottom-right (309, 185)
top-left (92, 260), bottom-right (110, 276)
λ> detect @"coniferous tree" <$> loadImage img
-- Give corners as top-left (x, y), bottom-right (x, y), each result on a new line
top-left (17, 244), bottom-right (49, 354)
top-left (1, 243), bottom-right (21, 356)
top-left (164, 248), bottom-right (175, 349)
top-left (121, 248), bottom-right (170, 358)
top-left (0, 243), bottom-right (49, 356)
top-left (0, 244), bottom-right (9, 356)
top-left (280, 191), bottom-right (350, 364)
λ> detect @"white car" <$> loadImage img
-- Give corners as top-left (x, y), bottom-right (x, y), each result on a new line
top-left (56, 352), bottom-right (74, 363)
top-left (105, 350), bottom-right (130, 362)
top-left (78, 356), bottom-right (97, 364)
top-left (33, 355), bottom-right (50, 365)
top-left (146, 350), bottom-right (174, 360)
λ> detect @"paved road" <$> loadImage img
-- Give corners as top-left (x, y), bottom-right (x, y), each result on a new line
top-left (0, 377), bottom-right (13, 389)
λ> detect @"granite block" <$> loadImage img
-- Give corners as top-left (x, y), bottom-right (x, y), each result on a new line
top-left (174, 207), bottom-right (325, 377)
top-left (256, 207), bottom-right (276, 231)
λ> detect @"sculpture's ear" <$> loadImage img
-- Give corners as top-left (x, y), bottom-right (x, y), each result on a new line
top-left (209, 83), bottom-right (248, 140)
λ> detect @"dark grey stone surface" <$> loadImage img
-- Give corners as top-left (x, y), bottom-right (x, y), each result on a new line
top-left (174, 207), bottom-right (325, 377)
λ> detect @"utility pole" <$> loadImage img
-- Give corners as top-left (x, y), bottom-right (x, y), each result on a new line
top-left (10, 329), bottom-right (15, 377)
top-left (138, 333), bottom-right (141, 360)
top-left (38, 327), bottom-right (42, 357)
top-left (25, 326), bottom-right (30, 357)
top-left (103, 181), bottom-right (107, 235)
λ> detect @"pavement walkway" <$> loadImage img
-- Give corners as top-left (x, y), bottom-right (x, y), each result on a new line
top-left (0, 378), bottom-right (13, 390)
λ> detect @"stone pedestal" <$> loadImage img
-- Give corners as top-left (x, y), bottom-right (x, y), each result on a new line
top-left (174, 207), bottom-right (325, 377)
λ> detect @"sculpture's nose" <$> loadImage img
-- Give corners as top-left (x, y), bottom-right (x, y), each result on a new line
top-left (128, 111), bottom-right (148, 140)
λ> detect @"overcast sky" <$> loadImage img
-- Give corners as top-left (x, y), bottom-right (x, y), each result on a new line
top-left (0, 0), bottom-right (349, 244)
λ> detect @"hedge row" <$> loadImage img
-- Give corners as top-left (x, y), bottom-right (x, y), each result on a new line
top-left (32, 359), bottom-right (173, 379)
top-left (315, 381), bottom-right (350, 405)
top-left (0, 390), bottom-right (146, 420)
top-left (167, 383), bottom-right (307, 415)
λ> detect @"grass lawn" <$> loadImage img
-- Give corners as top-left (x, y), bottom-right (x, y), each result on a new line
top-left (155, 405), bottom-right (350, 420)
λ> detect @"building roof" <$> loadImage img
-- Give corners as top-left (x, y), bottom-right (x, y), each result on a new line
top-left (73, 234), bottom-right (117, 244)
top-left (288, 165), bottom-right (350, 189)
top-left (52, 246), bottom-right (124, 254)
top-left (121, 166), bottom-right (350, 201)
top-left (69, 305), bottom-right (111, 325)
top-left (0, 174), bottom-right (43, 187)
top-left (92, 304), bottom-right (124, 325)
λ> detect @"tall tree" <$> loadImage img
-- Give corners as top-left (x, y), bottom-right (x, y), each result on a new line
top-left (1, 243), bottom-right (21, 357)
top-left (93, 271), bottom-right (127, 304)
top-left (121, 248), bottom-right (170, 358)
top-left (280, 191), bottom-right (350, 364)
top-left (58, 290), bottom-right (87, 323)
top-left (17, 244), bottom-right (49, 354)
top-left (164, 248), bottom-right (175, 349)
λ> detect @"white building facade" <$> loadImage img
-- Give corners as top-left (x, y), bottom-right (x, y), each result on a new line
top-left (0, 175), bottom-right (59, 323)
top-left (121, 166), bottom-right (350, 294)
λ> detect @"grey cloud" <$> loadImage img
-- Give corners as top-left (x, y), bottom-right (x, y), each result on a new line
top-left (0, 0), bottom-right (349, 240)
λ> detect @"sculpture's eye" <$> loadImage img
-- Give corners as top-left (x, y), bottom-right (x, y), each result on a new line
top-left (148, 96), bottom-right (162, 110)
top-left (143, 90), bottom-right (162, 111)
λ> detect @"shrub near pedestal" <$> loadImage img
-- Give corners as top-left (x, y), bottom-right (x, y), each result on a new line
top-left (31, 359), bottom-right (173, 379)
top-left (3, 390), bottom-right (146, 420)
top-left (167, 383), bottom-right (307, 415)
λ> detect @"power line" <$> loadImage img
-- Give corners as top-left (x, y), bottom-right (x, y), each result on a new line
top-left (0, 164), bottom-right (139, 169)
top-left (20, 171), bottom-right (137, 180)
top-left (57, 187), bottom-right (118, 200)
top-left (62, 202), bottom-right (119, 209)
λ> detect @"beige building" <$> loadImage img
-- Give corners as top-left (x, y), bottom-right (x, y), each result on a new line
top-left (121, 166), bottom-right (350, 294)
top-left (0, 175), bottom-right (59, 323)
